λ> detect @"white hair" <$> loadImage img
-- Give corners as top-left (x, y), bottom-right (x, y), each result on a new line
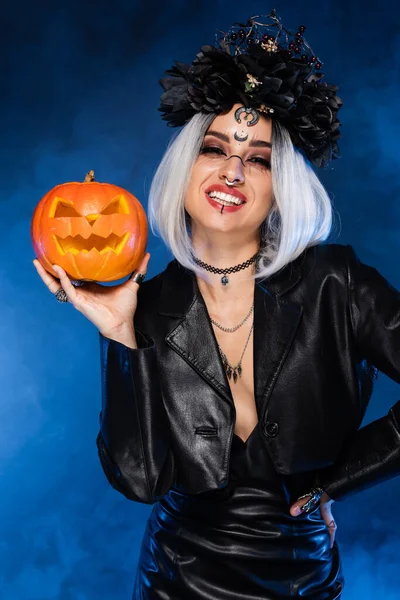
top-left (148, 111), bottom-right (338, 281)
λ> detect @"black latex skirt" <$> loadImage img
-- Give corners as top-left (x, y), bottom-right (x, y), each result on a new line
top-left (133, 423), bottom-right (344, 599)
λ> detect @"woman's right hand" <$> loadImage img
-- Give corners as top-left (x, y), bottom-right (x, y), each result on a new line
top-left (32, 252), bottom-right (151, 338)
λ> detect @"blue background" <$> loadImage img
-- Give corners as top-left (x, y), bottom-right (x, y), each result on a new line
top-left (1, 0), bottom-right (399, 598)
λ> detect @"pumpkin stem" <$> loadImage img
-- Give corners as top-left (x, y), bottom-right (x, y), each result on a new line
top-left (84, 170), bottom-right (95, 182)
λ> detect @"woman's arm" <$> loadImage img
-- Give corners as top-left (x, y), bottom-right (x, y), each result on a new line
top-left (96, 328), bottom-right (176, 504)
top-left (316, 244), bottom-right (400, 501)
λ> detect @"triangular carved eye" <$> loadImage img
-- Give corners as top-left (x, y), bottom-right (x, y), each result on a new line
top-left (101, 195), bottom-right (129, 215)
top-left (52, 198), bottom-right (81, 218)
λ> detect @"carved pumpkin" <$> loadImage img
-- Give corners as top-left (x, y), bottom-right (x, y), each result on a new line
top-left (31, 170), bottom-right (148, 282)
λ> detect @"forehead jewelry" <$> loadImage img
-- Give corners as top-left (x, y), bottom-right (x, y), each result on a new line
top-left (234, 131), bottom-right (248, 142)
top-left (234, 105), bottom-right (266, 127)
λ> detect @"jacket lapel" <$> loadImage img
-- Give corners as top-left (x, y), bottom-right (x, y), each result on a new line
top-left (165, 290), bottom-right (233, 404)
top-left (158, 257), bottom-right (304, 418)
top-left (253, 282), bottom-right (303, 416)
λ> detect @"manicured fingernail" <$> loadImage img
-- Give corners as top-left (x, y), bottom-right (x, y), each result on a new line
top-left (293, 507), bottom-right (302, 516)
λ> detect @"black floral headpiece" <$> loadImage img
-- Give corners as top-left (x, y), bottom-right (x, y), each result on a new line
top-left (158, 9), bottom-right (342, 169)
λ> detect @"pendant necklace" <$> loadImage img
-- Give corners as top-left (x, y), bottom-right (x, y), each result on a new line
top-left (210, 301), bottom-right (254, 383)
top-left (217, 318), bottom-right (254, 383)
top-left (192, 251), bottom-right (259, 286)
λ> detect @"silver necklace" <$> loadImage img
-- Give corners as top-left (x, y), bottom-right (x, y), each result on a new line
top-left (210, 301), bottom-right (254, 332)
top-left (216, 319), bottom-right (254, 383)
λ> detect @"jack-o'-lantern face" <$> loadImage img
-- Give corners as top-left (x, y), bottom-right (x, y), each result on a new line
top-left (31, 172), bottom-right (148, 282)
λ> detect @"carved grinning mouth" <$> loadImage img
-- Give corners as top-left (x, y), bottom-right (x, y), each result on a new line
top-left (53, 232), bottom-right (130, 255)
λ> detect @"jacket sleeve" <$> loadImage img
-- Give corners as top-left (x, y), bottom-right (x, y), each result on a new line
top-left (96, 329), bottom-right (176, 504)
top-left (316, 244), bottom-right (400, 501)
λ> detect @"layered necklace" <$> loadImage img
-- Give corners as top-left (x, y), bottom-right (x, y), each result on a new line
top-left (210, 301), bottom-right (254, 383)
top-left (194, 252), bottom-right (258, 382)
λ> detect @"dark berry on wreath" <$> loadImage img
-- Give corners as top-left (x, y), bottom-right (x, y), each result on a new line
top-left (294, 46), bottom-right (301, 53)
top-left (231, 33), bottom-right (237, 41)
top-left (239, 29), bottom-right (246, 39)
top-left (311, 55), bottom-right (316, 62)
top-left (289, 42), bottom-right (295, 49)
top-left (315, 62), bottom-right (322, 69)
top-left (299, 25), bottom-right (306, 32)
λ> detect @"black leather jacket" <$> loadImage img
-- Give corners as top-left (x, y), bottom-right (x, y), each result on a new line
top-left (96, 243), bottom-right (400, 505)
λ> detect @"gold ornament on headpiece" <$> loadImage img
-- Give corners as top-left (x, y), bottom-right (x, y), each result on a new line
top-left (244, 73), bottom-right (262, 93)
top-left (261, 38), bottom-right (279, 52)
top-left (258, 104), bottom-right (275, 115)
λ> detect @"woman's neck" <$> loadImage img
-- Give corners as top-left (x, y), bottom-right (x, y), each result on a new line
top-left (192, 234), bottom-right (259, 266)
top-left (191, 235), bottom-right (260, 311)
top-left (196, 272), bottom-right (255, 315)
top-left (194, 255), bottom-right (257, 315)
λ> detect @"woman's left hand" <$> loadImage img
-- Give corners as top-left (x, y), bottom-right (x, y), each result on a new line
top-left (290, 492), bottom-right (337, 549)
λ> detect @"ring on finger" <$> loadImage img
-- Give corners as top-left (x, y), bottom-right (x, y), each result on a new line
top-left (55, 288), bottom-right (69, 303)
top-left (54, 280), bottom-right (82, 303)
top-left (131, 272), bottom-right (146, 285)
top-left (297, 487), bottom-right (324, 514)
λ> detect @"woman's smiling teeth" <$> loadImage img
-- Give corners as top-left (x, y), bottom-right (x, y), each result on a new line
top-left (207, 191), bottom-right (244, 206)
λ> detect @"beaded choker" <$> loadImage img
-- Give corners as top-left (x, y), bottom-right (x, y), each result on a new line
top-left (193, 251), bottom-right (259, 286)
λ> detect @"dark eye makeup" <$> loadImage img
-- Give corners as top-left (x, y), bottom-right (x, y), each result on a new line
top-left (199, 145), bottom-right (271, 169)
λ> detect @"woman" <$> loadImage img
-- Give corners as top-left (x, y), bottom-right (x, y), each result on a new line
top-left (33, 12), bottom-right (400, 600)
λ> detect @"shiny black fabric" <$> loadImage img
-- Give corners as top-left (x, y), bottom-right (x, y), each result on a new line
top-left (97, 243), bottom-right (400, 507)
top-left (133, 423), bottom-right (343, 599)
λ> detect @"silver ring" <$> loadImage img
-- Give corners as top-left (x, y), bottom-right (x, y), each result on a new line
top-left (55, 288), bottom-right (68, 303)
top-left (54, 279), bottom-right (84, 303)
top-left (131, 272), bottom-right (146, 285)
top-left (298, 487), bottom-right (324, 514)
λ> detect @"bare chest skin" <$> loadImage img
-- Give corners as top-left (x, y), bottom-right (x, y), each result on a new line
top-left (209, 309), bottom-right (258, 444)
